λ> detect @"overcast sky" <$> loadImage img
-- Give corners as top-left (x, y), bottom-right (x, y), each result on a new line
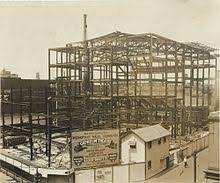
top-left (0, 0), bottom-right (219, 79)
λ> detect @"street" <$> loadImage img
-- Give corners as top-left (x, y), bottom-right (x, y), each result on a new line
top-left (146, 148), bottom-right (209, 183)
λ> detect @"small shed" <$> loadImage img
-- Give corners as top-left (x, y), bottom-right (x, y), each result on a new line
top-left (121, 124), bottom-right (171, 179)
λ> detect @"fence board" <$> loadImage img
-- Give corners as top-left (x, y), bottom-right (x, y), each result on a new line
top-left (129, 163), bottom-right (145, 182)
top-left (75, 169), bottom-right (94, 183)
top-left (95, 167), bottom-right (112, 183)
top-left (113, 165), bottom-right (129, 183)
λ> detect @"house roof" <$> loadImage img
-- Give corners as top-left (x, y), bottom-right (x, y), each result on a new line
top-left (131, 124), bottom-right (171, 142)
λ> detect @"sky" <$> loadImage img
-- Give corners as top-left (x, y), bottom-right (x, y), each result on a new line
top-left (0, 0), bottom-right (219, 79)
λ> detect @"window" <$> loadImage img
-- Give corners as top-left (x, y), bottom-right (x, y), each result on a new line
top-left (148, 141), bottom-right (152, 149)
top-left (129, 141), bottom-right (136, 149)
top-left (130, 144), bottom-right (136, 149)
top-left (163, 137), bottom-right (166, 143)
top-left (158, 138), bottom-right (161, 145)
top-left (148, 160), bottom-right (152, 170)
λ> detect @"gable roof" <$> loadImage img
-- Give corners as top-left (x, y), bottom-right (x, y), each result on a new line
top-left (131, 124), bottom-right (171, 142)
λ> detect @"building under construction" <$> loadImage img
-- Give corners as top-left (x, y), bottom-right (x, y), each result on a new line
top-left (0, 17), bottom-right (218, 174)
top-left (48, 30), bottom-right (218, 136)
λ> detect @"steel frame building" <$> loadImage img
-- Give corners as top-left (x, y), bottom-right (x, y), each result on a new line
top-left (48, 31), bottom-right (218, 137)
top-left (0, 31), bottom-right (218, 168)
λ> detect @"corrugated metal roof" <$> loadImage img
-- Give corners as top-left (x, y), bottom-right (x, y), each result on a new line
top-left (131, 124), bottom-right (171, 142)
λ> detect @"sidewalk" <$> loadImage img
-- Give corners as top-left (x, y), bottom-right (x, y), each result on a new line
top-left (145, 148), bottom-right (209, 183)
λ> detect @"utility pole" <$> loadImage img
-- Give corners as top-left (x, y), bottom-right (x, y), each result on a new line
top-left (193, 151), bottom-right (197, 183)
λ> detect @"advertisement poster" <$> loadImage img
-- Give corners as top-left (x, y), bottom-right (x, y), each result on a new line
top-left (71, 129), bottom-right (119, 170)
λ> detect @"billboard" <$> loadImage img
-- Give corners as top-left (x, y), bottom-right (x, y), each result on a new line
top-left (71, 129), bottom-right (119, 170)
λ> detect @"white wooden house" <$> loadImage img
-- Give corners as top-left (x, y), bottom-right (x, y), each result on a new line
top-left (121, 124), bottom-right (171, 179)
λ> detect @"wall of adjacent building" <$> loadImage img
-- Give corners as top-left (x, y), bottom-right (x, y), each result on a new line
top-left (208, 121), bottom-right (219, 170)
top-left (211, 71), bottom-right (219, 111)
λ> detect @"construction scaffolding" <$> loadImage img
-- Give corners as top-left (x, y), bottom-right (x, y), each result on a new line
top-left (0, 29), bottom-right (218, 168)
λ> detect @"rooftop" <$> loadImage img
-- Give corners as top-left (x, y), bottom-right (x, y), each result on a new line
top-left (131, 124), bottom-right (171, 142)
top-left (0, 68), bottom-right (18, 78)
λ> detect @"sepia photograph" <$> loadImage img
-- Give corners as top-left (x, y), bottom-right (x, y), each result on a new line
top-left (0, 0), bottom-right (219, 182)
